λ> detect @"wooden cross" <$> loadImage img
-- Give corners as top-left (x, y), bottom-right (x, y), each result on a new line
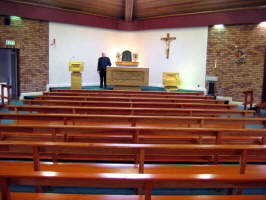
top-left (161, 33), bottom-right (176, 59)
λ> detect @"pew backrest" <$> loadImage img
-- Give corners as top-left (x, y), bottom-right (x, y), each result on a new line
top-left (0, 141), bottom-right (266, 173)
top-left (1, 170), bottom-right (266, 200)
top-left (51, 89), bottom-right (205, 96)
top-left (1, 124), bottom-right (266, 145)
top-left (7, 105), bottom-right (255, 117)
top-left (38, 94), bottom-right (224, 103)
top-left (0, 112), bottom-right (265, 129)
top-left (23, 99), bottom-right (237, 109)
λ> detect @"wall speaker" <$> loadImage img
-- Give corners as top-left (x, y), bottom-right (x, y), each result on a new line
top-left (4, 16), bottom-right (11, 26)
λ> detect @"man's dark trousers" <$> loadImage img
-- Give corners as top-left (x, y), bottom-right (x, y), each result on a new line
top-left (99, 70), bottom-right (106, 88)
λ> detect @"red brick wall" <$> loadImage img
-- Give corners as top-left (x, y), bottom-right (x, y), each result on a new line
top-left (206, 24), bottom-right (266, 104)
top-left (0, 16), bottom-right (48, 93)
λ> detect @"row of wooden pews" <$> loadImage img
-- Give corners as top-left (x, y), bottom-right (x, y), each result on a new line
top-left (7, 105), bottom-right (254, 116)
top-left (0, 112), bottom-right (264, 128)
top-left (1, 142), bottom-right (266, 199)
top-left (2, 168), bottom-right (266, 200)
top-left (50, 89), bottom-right (206, 96)
top-left (24, 99), bottom-right (236, 109)
top-left (1, 141), bottom-right (266, 200)
top-left (27, 89), bottom-right (234, 109)
top-left (1, 124), bottom-right (266, 147)
top-left (41, 91), bottom-right (221, 101)
top-left (1, 140), bottom-right (266, 199)
top-left (0, 90), bottom-right (264, 145)
top-left (0, 89), bottom-right (266, 199)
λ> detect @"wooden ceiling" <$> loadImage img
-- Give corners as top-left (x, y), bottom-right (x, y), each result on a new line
top-left (4, 0), bottom-right (266, 21)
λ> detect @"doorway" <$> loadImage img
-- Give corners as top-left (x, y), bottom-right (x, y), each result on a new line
top-left (0, 48), bottom-right (20, 99)
top-left (262, 47), bottom-right (266, 102)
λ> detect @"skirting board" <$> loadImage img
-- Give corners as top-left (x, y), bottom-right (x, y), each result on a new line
top-left (20, 92), bottom-right (43, 100)
top-left (46, 82), bottom-right (99, 91)
top-left (216, 96), bottom-right (251, 107)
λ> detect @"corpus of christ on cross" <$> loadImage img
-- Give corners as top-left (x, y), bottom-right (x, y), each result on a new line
top-left (161, 33), bottom-right (176, 59)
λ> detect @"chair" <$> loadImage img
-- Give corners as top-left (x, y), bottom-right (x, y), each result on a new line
top-left (257, 102), bottom-right (266, 116)
top-left (0, 84), bottom-right (12, 107)
top-left (163, 72), bottom-right (180, 90)
top-left (243, 90), bottom-right (253, 110)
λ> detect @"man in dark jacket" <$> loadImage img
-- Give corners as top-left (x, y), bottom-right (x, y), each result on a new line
top-left (97, 52), bottom-right (111, 88)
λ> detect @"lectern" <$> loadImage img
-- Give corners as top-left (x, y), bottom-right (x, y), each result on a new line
top-left (69, 61), bottom-right (84, 89)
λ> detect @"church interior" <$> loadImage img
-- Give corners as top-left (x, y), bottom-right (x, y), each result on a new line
top-left (0, 0), bottom-right (266, 199)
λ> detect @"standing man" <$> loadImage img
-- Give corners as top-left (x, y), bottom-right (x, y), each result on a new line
top-left (97, 52), bottom-right (111, 88)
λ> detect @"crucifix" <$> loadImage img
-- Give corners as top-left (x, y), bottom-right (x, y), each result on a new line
top-left (161, 33), bottom-right (176, 59)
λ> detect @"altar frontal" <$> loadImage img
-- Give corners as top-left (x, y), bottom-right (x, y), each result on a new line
top-left (107, 67), bottom-right (149, 90)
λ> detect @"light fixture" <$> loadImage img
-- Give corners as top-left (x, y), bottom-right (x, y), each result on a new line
top-left (10, 16), bottom-right (22, 21)
top-left (258, 21), bottom-right (266, 27)
top-left (213, 24), bottom-right (225, 29)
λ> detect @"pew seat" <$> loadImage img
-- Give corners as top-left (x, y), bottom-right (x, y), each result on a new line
top-left (1, 193), bottom-right (266, 200)
top-left (1, 161), bottom-right (266, 175)
top-left (0, 129), bottom-right (264, 145)
top-left (1, 169), bottom-right (266, 200)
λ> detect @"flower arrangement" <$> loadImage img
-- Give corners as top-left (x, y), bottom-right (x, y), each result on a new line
top-left (132, 53), bottom-right (138, 62)
top-left (116, 52), bottom-right (121, 61)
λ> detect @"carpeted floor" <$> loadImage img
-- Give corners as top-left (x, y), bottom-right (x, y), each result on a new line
top-left (9, 185), bottom-right (266, 195)
top-left (50, 85), bottom-right (202, 92)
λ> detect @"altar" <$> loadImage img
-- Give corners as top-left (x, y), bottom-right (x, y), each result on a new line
top-left (107, 67), bottom-right (149, 90)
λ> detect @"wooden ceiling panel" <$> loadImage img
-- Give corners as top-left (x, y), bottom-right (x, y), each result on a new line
top-left (4, 0), bottom-right (266, 21)
top-left (135, 0), bottom-right (266, 19)
top-left (6, 0), bottom-right (125, 19)
top-left (125, 0), bottom-right (134, 22)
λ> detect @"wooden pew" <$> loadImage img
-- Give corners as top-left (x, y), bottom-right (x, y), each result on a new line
top-left (44, 91), bottom-right (209, 98)
top-left (2, 160), bottom-right (266, 177)
top-left (0, 142), bottom-right (266, 199)
top-left (43, 91), bottom-right (213, 99)
top-left (1, 124), bottom-right (266, 148)
top-left (23, 99), bottom-right (237, 109)
top-left (39, 94), bottom-right (224, 104)
top-left (1, 169), bottom-right (266, 200)
top-left (51, 88), bottom-right (205, 96)
top-left (7, 105), bottom-right (255, 117)
top-left (1, 142), bottom-right (266, 199)
top-left (0, 112), bottom-right (265, 129)
top-left (1, 157), bottom-right (266, 200)
top-left (2, 193), bottom-right (266, 200)
top-left (0, 141), bottom-right (266, 173)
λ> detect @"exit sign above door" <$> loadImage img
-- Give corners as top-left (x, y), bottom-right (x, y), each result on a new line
top-left (6, 40), bottom-right (16, 46)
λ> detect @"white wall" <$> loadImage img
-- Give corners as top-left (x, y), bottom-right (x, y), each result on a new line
top-left (49, 22), bottom-right (208, 90)
top-left (136, 28), bottom-right (208, 90)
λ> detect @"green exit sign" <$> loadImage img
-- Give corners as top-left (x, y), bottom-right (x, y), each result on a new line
top-left (6, 40), bottom-right (15, 46)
